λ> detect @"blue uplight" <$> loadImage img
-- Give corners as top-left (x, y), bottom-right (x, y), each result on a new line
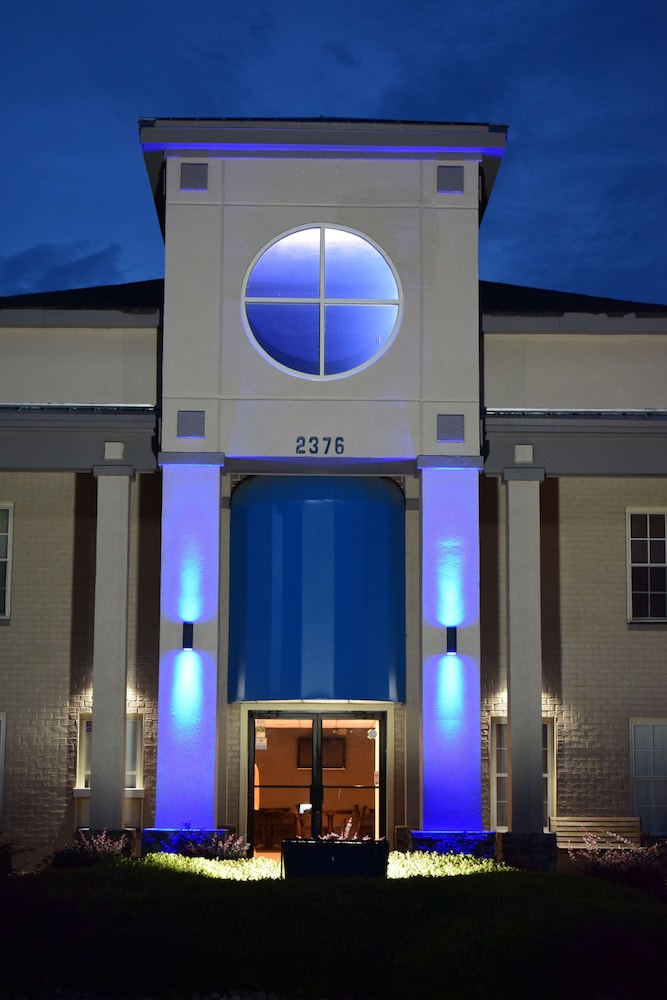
top-left (423, 654), bottom-right (482, 830)
top-left (436, 536), bottom-right (466, 626)
top-left (155, 649), bottom-right (217, 828)
top-left (161, 465), bottom-right (220, 624)
top-left (172, 649), bottom-right (203, 727)
top-left (421, 467), bottom-right (480, 628)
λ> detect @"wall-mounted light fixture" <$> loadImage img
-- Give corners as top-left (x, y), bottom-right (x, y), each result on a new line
top-left (182, 622), bottom-right (194, 649)
top-left (446, 626), bottom-right (457, 655)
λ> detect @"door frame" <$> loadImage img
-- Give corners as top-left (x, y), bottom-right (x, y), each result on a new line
top-left (239, 702), bottom-right (395, 846)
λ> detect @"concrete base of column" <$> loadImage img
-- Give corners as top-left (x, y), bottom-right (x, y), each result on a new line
top-left (408, 830), bottom-right (496, 857)
top-left (496, 831), bottom-right (557, 871)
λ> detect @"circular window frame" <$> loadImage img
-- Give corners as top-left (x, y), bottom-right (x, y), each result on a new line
top-left (241, 223), bottom-right (403, 380)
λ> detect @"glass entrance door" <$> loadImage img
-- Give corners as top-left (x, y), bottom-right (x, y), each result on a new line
top-left (249, 712), bottom-right (385, 852)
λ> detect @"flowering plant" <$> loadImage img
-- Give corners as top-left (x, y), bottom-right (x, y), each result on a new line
top-left (159, 825), bottom-right (250, 859)
top-left (47, 828), bottom-right (131, 868)
top-left (312, 817), bottom-right (387, 842)
top-left (568, 829), bottom-right (667, 902)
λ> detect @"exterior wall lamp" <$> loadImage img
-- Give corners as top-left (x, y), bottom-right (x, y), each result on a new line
top-left (182, 622), bottom-right (194, 649)
top-left (446, 626), bottom-right (457, 655)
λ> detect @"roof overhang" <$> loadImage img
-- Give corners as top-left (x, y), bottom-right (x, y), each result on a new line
top-left (139, 116), bottom-right (508, 222)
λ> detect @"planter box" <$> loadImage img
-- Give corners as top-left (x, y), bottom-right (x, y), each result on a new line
top-left (282, 838), bottom-right (389, 878)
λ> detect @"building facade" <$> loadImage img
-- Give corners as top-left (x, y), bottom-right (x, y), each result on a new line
top-left (1, 119), bottom-right (666, 864)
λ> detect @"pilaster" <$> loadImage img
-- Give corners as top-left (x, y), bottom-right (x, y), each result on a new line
top-left (504, 466), bottom-right (545, 833)
top-left (90, 470), bottom-right (132, 830)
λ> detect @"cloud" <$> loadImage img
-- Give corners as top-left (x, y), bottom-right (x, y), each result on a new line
top-left (0, 243), bottom-right (127, 297)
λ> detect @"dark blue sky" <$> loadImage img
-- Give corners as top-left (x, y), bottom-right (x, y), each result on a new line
top-left (2, 0), bottom-right (666, 303)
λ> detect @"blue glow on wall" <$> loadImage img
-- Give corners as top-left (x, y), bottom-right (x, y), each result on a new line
top-left (160, 465), bottom-right (220, 624)
top-left (422, 654), bottom-right (482, 830)
top-left (436, 536), bottom-right (465, 626)
top-left (156, 464), bottom-right (220, 830)
top-left (420, 467), bottom-right (481, 830)
top-left (142, 141), bottom-right (505, 159)
top-left (155, 649), bottom-right (217, 828)
top-left (422, 467), bottom-right (479, 629)
top-left (172, 649), bottom-right (203, 727)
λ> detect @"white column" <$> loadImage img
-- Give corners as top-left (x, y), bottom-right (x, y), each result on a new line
top-left (90, 472), bottom-right (132, 831)
top-left (419, 459), bottom-right (482, 831)
top-left (505, 470), bottom-right (545, 834)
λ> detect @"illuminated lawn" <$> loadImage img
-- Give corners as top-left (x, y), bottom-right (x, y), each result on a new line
top-left (2, 852), bottom-right (666, 999)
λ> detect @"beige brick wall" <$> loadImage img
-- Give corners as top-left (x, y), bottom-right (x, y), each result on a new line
top-left (556, 477), bottom-right (667, 815)
top-left (481, 474), bottom-right (667, 828)
top-left (0, 472), bottom-right (76, 854)
top-left (0, 471), bottom-right (160, 860)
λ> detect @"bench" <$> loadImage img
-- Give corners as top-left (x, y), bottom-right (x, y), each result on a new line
top-left (548, 816), bottom-right (642, 850)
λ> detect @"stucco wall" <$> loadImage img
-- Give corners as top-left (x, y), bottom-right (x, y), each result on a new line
top-left (484, 322), bottom-right (667, 412)
top-left (0, 323), bottom-right (157, 408)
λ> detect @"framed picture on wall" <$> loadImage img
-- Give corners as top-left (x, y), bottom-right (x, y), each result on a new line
top-left (297, 736), bottom-right (346, 769)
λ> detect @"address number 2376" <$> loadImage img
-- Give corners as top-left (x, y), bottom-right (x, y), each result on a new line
top-left (295, 436), bottom-right (345, 455)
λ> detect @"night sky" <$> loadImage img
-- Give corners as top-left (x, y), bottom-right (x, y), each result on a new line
top-left (2, 0), bottom-right (666, 303)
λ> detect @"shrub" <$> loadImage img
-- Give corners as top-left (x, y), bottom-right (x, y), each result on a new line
top-left (568, 830), bottom-right (667, 901)
top-left (0, 834), bottom-right (14, 876)
top-left (158, 826), bottom-right (251, 859)
top-left (141, 849), bottom-right (508, 882)
top-left (46, 828), bottom-right (131, 868)
top-left (142, 852), bottom-right (282, 880)
top-left (387, 849), bottom-right (512, 878)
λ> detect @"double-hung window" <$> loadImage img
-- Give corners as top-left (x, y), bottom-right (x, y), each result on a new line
top-left (0, 503), bottom-right (13, 619)
top-left (631, 721), bottom-right (667, 834)
top-left (491, 719), bottom-right (554, 832)
top-left (627, 510), bottom-right (667, 621)
top-left (77, 714), bottom-right (143, 790)
top-left (0, 712), bottom-right (5, 820)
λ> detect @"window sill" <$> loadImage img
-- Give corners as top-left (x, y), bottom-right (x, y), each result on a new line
top-left (73, 788), bottom-right (145, 798)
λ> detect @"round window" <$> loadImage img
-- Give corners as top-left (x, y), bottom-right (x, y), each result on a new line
top-left (243, 225), bottom-right (402, 378)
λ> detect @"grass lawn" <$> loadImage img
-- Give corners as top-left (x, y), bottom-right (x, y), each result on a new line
top-left (1, 853), bottom-right (666, 999)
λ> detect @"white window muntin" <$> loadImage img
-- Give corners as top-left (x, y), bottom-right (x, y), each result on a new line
top-left (490, 719), bottom-right (509, 832)
top-left (626, 508), bottom-right (667, 622)
top-left (0, 503), bottom-right (14, 619)
top-left (242, 224), bottom-right (403, 380)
